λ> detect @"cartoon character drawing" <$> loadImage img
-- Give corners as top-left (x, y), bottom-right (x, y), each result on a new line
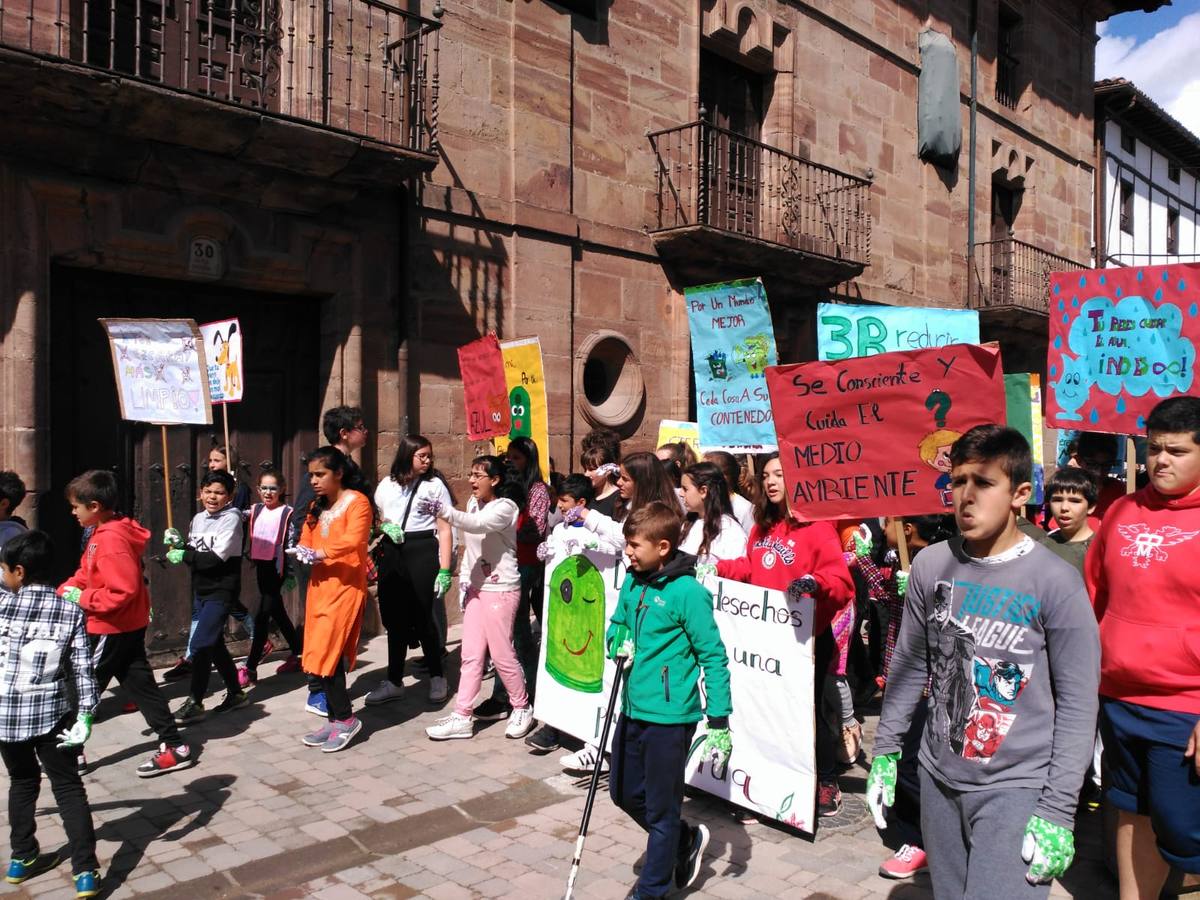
top-left (1050, 353), bottom-right (1090, 421)
top-left (212, 322), bottom-right (241, 398)
top-left (1117, 523), bottom-right (1200, 568)
top-left (918, 428), bottom-right (962, 507)
top-left (960, 659), bottom-right (1030, 763)
top-left (734, 334), bottom-right (772, 379)
top-left (926, 580), bottom-right (977, 755)
top-left (706, 350), bottom-right (729, 381)
top-left (545, 555), bottom-right (607, 693)
top-left (508, 385), bottom-right (532, 440)
top-left (961, 710), bottom-right (1004, 760)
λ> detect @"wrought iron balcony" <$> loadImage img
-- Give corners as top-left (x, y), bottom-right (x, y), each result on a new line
top-left (0, 0), bottom-right (442, 155)
top-left (969, 235), bottom-right (1086, 314)
top-left (648, 119), bottom-right (871, 288)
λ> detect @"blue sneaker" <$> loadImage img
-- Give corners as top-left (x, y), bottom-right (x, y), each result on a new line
top-left (73, 869), bottom-right (100, 898)
top-left (6, 851), bottom-right (60, 884)
top-left (305, 691), bottom-right (328, 716)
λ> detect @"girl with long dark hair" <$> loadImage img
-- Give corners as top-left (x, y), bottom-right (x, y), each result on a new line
top-left (422, 456), bottom-right (536, 742)
top-left (679, 462), bottom-right (746, 561)
top-left (290, 447), bottom-right (372, 753)
top-left (703, 450), bottom-right (756, 535)
top-left (369, 435), bottom-right (455, 705)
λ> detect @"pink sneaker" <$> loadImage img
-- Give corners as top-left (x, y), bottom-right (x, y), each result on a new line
top-left (261, 639), bottom-right (276, 659)
top-left (237, 666), bottom-right (255, 689)
top-left (879, 844), bottom-right (928, 879)
top-left (277, 654), bottom-right (302, 674)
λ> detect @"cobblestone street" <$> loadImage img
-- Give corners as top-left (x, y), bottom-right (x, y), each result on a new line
top-left (0, 632), bottom-right (1118, 900)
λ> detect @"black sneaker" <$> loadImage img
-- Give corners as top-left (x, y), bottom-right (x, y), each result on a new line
top-left (213, 691), bottom-right (250, 713)
top-left (162, 657), bottom-right (192, 682)
top-left (472, 698), bottom-right (511, 721)
top-left (525, 725), bottom-right (560, 753)
top-left (173, 697), bottom-right (206, 724)
top-left (817, 779), bottom-right (842, 817)
top-left (674, 823), bottom-right (709, 889)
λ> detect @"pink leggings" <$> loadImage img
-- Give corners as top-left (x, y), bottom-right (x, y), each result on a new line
top-left (456, 587), bottom-right (529, 717)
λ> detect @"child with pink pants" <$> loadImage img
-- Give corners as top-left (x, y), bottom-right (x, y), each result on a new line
top-left (422, 455), bottom-right (535, 741)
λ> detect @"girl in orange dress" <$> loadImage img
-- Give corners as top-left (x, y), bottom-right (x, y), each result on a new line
top-left (288, 446), bottom-right (372, 753)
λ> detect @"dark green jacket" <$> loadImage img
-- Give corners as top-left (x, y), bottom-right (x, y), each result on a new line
top-left (606, 552), bottom-right (732, 726)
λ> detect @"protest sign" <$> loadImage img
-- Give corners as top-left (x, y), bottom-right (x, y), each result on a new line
top-left (685, 573), bottom-right (816, 833)
top-left (100, 318), bottom-right (212, 426)
top-left (1005, 373), bottom-right (1045, 504)
top-left (817, 302), bottom-right (980, 361)
top-left (457, 335), bottom-right (511, 441)
top-left (198, 319), bottom-right (244, 404)
top-left (766, 344), bottom-right (1006, 521)
top-left (1047, 264), bottom-right (1199, 432)
top-left (684, 278), bottom-right (778, 450)
top-left (657, 419), bottom-right (700, 452)
top-left (493, 337), bottom-right (550, 480)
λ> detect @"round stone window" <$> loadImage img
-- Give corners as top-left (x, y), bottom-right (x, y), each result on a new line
top-left (576, 331), bottom-right (645, 431)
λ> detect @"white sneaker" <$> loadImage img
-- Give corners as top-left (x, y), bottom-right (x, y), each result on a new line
top-left (426, 713), bottom-right (474, 741)
top-left (428, 676), bottom-right (449, 703)
top-left (560, 743), bottom-right (607, 774)
top-left (505, 707), bottom-right (535, 739)
top-left (364, 680), bottom-right (404, 706)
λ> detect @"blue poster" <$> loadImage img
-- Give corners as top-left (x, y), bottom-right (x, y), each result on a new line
top-left (684, 278), bottom-right (778, 450)
top-left (817, 302), bottom-right (980, 361)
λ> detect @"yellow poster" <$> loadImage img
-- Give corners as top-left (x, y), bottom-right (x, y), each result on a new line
top-left (657, 419), bottom-right (700, 452)
top-left (493, 337), bottom-right (551, 481)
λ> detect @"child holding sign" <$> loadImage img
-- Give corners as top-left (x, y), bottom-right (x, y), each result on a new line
top-left (716, 453), bottom-right (854, 817)
top-left (868, 426), bottom-right (1099, 898)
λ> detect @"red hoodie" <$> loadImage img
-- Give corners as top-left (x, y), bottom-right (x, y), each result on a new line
top-left (716, 518), bottom-right (854, 635)
top-left (59, 517), bottom-right (152, 635)
top-left (1085, 483), bottom-right (1200, 714)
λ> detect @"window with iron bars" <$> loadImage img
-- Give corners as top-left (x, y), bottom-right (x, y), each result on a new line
top-left (1120, 180), bottom-right (1134, 236)
top-left (996, 4), bottom-right (1021, 109)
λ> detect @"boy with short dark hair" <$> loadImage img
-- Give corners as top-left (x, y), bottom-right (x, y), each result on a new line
top-left (58, 470), bottom-right (195, 778)
top-left (1086, 396), bottom-right (1200, 896)
top-left (606, 501), bottom-right (732, 898)
top-left (0, 470), bottom-right (28, 551)
top-left (0, 531), bottom-right (101, 897)
top-left (868, 425), bottom-right (1100, 898)
top-left (1043, 466), bottom-right (1097, 575)
top-left (558, 473), bottom-right (596, 510)
top-left (165, 470), bottom-right (249, 723)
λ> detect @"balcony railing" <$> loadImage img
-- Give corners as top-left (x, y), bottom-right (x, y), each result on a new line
top-left (649, 120), bottom-right (871, 268)
top-left (969, 235), bottom-right (1085, 313)
top-left (0, 0), bottom-right (442, 153)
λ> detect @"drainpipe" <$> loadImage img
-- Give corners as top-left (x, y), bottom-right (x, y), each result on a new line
top-left (967, 0), bottom-right (978, 303)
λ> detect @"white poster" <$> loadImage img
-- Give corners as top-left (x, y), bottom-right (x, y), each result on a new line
top-left (199, 318), bottom-right (244, 404)
top-left (100, 318), bottom-right (212, 426)
top-left (535, 554), bottom-right (817, 834)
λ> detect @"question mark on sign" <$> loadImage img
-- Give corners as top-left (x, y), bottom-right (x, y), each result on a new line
top-left (925, 390), bottom-right (951, 429)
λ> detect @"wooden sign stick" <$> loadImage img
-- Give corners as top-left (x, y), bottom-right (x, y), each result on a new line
top-left (1126, 435), bottom-right (1136, 495)
top-left (894, 517), bottom-right (911, 571)
top-left (160, 425), bottom-right (174, 532)
top-left (222, 404), bottom-right (232, 480)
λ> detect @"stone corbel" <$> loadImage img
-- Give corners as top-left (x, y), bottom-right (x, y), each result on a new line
top-left (990, 138), bottom-right (1035, 189)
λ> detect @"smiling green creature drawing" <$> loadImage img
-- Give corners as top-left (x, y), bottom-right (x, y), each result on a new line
top-left (546, 555), bottom-right (606, 693)
top-left (508, 385), bottom-right (533, 440)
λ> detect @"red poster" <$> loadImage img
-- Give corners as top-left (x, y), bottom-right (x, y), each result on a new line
top-left (1046, 264), bottom-right (1199, 433)
top-left (457, 335), bottom-right (511, 441)
top-left (765, 344), bottom-right (1006, 522)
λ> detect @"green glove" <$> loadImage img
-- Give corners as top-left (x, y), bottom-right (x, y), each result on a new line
top-left (852, 528), bottom-right (873, 558)
top-left (433, 569), bottom-right (452, 599)
top-left (56, 712), bottom-right (94, 749)
top-left (380, 522), bottom-right (405, 544)
top-left (607, 624), bottom-right (634, 661)
top-left (62, 587), bottom-right (82, 604)
top-left (866, 751), bottom-right (899, 829)
top-left (703, 727), bottom-right (732, 779)
top-left (163, 528), bottom-right (184, 547)
top-left (895, 569), bottom-right (910, 598)
top-left (282, 575), bottom-right (297, 592)
top-left (1021, 815), bottom-right (1075, 884)
top-left (166, 548), bottom-right (185, 565)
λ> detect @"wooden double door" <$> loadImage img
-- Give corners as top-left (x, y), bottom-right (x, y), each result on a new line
top-left (47, 266), bottom-right (321, 653)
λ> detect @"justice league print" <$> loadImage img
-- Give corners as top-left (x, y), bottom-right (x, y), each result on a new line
top-left (926, 579), bottom-right (1035, 764)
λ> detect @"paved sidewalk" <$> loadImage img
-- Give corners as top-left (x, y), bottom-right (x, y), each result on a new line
top-left (0, 632), bottom-right (1118, 899)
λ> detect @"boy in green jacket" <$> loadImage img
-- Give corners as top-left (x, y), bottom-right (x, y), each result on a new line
top-left (606, 501), bottom-right (732, 899)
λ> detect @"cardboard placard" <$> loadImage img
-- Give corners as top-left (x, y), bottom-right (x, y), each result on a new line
top-left (100, 318), bottom-right (212, 426)
top-left (493, 337), bottom-right (551, 481)
top-left (817, 302), bottom-right (980, 361)
top-left (457, 334), bottom-right (511, 441)
top-left (198, 318), bottom-right (244, 404)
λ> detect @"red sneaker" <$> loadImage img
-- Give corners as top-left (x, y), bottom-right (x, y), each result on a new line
top-left (879, 844), bottom-right (928, 879)
top-left (817, 780), bottom-right (842, 818)
top-left (135, 743), bottom-right (196, 778)
top-left (277, 654), bottom-right (302, 674)
top-left (261, 639), bottom-right (275, 659)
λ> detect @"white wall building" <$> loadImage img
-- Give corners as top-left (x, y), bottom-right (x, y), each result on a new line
top-left (1096, 78), bottom-right (1200, 267)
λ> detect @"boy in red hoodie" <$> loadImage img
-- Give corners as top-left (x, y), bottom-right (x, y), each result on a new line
top-left (1085, 396), bottom-right (1200, 897)
top-left (58, 471), bottom-right (195, 778)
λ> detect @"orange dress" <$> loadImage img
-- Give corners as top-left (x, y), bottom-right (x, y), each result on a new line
top-left (300, 489), bottom-right (372, 677)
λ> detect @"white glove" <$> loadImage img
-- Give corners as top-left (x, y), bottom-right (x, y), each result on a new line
top-left (285, 545), bottom-right (320, 566)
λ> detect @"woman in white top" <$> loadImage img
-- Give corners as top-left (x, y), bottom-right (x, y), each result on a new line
top-left (421, 456), bottom-right (535, 742)
top-left (679, 462), bottom-right (748, 562)
top-left (704, 450), bottom-right (757, 536)
top-left (369, 436), bottom-right (454, 705)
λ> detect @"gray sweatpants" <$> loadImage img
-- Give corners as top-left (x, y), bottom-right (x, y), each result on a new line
top-left (919, 766), bottom-right (1051, 899)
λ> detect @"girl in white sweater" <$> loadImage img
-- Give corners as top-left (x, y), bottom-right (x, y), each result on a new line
top-left (421, 456), bottom-right (535, 742)
top-left (679, 462), bottom-right (747, 562)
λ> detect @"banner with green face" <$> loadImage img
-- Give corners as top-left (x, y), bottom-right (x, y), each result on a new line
top-left (545, 555), bottom-right (607, 693)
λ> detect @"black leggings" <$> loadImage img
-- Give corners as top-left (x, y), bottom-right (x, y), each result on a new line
top-left (376, 533), bottom-right (443, 682)
top-left (313, 659), bottom-right (352, 721)
top-left (247, 561), bottom-right (300, 673)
